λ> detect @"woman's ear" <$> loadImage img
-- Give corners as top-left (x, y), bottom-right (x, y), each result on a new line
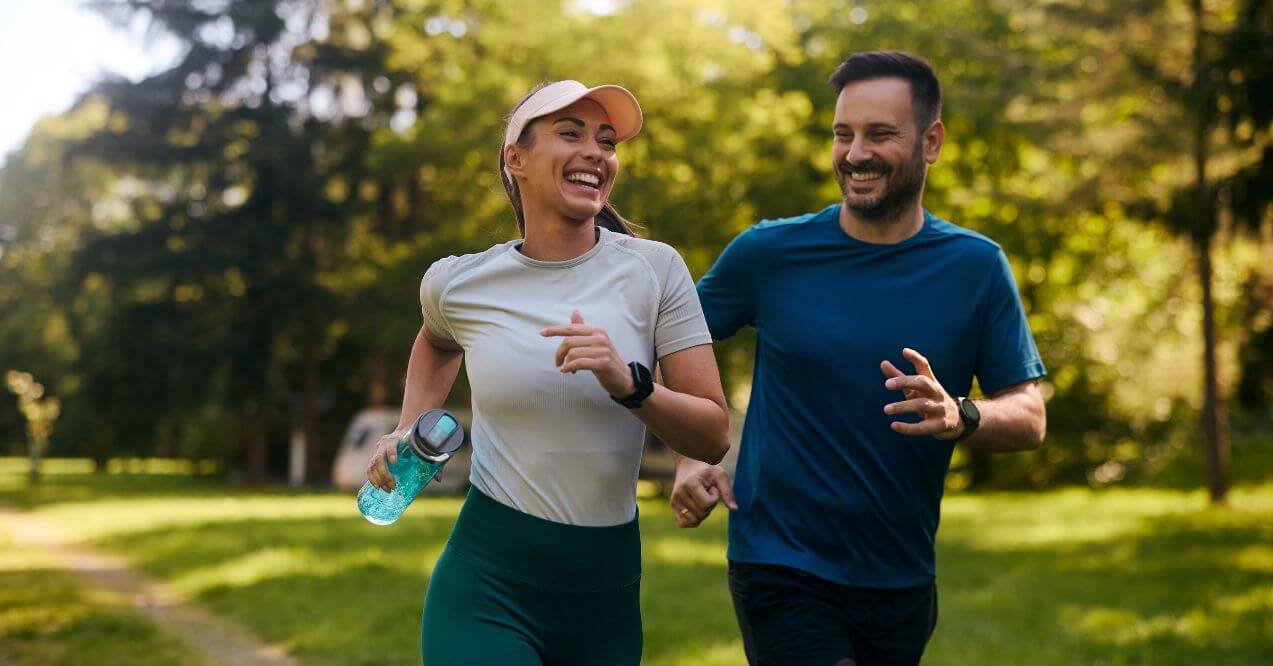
top-left (504, 143), bottom-right (527, 179)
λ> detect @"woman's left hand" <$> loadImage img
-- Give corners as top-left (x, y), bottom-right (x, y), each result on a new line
top-left (540, 309), bottom-right (636, 398)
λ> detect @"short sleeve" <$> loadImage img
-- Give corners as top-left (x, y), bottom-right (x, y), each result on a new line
top-left (419, 257), bottom-right (458, 344)
top-left (696, 227), bottom-right (764, 340)
top-left (975, 250), bottom-right (1047, 394)
top-left (653, 246), bottom-right (713, 359)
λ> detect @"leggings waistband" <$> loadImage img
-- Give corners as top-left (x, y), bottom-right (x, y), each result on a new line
top-left (445, 487), bottom-right (641, 592)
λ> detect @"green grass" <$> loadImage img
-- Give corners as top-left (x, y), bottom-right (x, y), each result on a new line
top-left (0, 518), bottom-right (203, 665)
top-left (1, 458), bottom-right (1270, 665)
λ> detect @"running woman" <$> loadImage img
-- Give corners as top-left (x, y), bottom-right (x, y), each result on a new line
top-left (365, 80), bottom-right (731, 665)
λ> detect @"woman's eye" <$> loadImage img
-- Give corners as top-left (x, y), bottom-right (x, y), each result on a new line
top-left (601, 139), bottom-right (616, 148)
top-left (561, 130), bottom-right (580, 138)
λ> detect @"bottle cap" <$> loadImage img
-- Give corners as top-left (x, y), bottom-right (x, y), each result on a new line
top-left (408, 409), bottom-right (466, 462)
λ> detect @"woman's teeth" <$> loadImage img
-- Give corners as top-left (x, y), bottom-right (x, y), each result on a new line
top-left (566, 172), bottom-right (601, 188)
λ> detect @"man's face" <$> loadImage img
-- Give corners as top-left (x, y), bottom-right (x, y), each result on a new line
top-left (831, 77), bottom-right (940, 221)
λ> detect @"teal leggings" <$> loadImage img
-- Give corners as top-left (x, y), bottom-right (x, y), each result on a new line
top-left (421, 488), bottom-right (642, 665)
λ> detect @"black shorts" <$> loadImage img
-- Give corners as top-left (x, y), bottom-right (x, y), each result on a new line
top-left (728, 561), bottom-right (938, 666)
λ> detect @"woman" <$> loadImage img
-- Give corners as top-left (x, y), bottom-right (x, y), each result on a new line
top-left (365, 80), bottom-right (730, 665)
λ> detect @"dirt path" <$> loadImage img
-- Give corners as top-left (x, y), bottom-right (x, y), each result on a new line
top-left (0, 507), bottom-right (299, 666)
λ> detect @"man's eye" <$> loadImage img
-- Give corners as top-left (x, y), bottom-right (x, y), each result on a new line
top-left (601, 139), bottom-right (616, 148)
top-left (561, 130), bottom-right (580, 138)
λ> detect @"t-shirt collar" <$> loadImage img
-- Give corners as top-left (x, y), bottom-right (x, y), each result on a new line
top-left (509, 226), bottom-right (609, 269)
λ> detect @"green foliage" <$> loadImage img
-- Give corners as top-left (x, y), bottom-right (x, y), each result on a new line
top-left (0, 0), bottom-right (1268, 487)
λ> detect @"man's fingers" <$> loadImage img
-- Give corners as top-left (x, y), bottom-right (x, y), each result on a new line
top-left (884, 398), bottom-right (938, 416)
top-left (670, 494), bottom-right (705, 527)
top-left (684, 482), bottom-right (719, 514)
top-left (885, 375), bottom-right (936, 395)
top-left (673, 504), bottom-right (701, 528)
top-left (890, 418), bottom-right (945, 436)
top-left (903, 347), bottom-right (935, 379)
top-left (571, 309), bottom-right (585, 325)
top-left (710, 470), bottom-right (738, 510)
top-left (880, 360), bottom-right (905, 379)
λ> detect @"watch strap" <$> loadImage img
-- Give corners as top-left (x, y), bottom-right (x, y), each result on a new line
top-left (953, 396), bottom-right (980, 442)
top-left (610, 361), bottom-right (653, 409)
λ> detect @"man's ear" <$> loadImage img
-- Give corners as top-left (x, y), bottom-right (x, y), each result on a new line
top-left (504, 143), bottom-right (527, 178)
top-left (923, 119), bottom-right (945, 164)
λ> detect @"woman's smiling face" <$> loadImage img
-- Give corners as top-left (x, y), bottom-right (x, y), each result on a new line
top-left (508, 98), bottom-right (618, 222)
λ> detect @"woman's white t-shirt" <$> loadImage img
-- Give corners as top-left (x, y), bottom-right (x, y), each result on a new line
top-left (420, 227), bottom-right (712, 526)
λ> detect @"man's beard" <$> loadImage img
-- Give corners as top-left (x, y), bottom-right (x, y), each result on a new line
top-left (838, 143), bottom-right (926, 224)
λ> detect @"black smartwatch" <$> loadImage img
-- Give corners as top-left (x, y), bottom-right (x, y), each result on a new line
top-left (953, 396), bottom-right (981, 442)
top-left (610, 361), bottom-right (654, 409)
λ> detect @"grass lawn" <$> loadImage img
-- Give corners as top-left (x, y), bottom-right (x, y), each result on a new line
top-left (1, 458), bottom-right (1270, 665)
top-left (0, 509), bottom-right (204, 664)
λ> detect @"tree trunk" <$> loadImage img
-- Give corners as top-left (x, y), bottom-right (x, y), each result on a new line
top-left (966, 447), bottom-right (993, 489)
top-left (1197, 235), bottom-right (1230, 503)
top-left (245, 400), bottom-right (270, 482)
top-left (301, 338), bottom-right (322, 484)
top-left (1193, 0), bottom-right (1229, 504)
top-left (367, 348), bottom-right (388, 406)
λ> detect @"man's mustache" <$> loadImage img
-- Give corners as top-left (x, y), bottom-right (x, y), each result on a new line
top-left (838, 161), bottom-right (892, 176)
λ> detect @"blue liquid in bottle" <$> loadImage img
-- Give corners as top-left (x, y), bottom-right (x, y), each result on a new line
top-left (357, 414), bottom-right (459, 525)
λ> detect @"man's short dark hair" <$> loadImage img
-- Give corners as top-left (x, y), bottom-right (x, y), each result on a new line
top-left (828, 51), bottom-right (942, 130)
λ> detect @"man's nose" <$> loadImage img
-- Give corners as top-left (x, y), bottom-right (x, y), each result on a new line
top-left (847, 137), bottom-right (873, 166)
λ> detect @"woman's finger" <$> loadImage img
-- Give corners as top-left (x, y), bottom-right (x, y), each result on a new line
top-left (560, 358), bottom-right (607, 374)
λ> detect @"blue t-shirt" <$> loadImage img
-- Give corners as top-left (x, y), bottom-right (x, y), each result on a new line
top-left (697, 203), bottom-right (1046, 588)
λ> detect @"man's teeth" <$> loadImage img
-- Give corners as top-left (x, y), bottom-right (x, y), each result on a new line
top-left (849, 171), bottom-right (884, 181)
top-left (566, 172), bottom-right (601, 187)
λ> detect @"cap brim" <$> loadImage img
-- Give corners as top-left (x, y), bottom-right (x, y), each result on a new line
top-left (508, 82), bottom-right (643, 147)
top-left (576, 85), bottom-right (643, 142)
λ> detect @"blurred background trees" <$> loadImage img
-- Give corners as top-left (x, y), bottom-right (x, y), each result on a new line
top-left (0, 0), bottom-right (1268, 494)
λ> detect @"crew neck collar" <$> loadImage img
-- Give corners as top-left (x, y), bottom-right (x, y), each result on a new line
top-left (509, 227), bottom-right (609, 269)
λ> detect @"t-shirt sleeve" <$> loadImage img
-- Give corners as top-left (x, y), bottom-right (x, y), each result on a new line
top-left (653, 246), bottom-right (713, 359)
top-left (975, 249), bottom-right (1047, 394)
top-left (696, 227), bottom-right (763, 340)
top-left (419, 257), bottom-right (458, 344)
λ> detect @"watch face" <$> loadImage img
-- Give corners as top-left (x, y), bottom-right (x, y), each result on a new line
top-left (962, 398), bottom-right (980, 422)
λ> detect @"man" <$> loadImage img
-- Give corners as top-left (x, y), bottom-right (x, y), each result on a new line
top-left (672, 51), bottom-right (1048, 665)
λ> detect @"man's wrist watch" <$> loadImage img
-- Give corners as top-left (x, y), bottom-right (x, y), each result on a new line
top-left (954, 396), bottom-right (981, 442)
top-left (610, 361), bottom-right (654, 409)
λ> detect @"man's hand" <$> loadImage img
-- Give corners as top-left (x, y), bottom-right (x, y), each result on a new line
top-left (670, 458), bottom-right (737, 527)
top-left (541, 309), bottom-right (636, 397)
top-left (880, 347), bottom-right (964, 440)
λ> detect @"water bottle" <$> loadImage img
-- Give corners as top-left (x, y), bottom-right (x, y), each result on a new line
top-left (357, 409), bottom-right (466, 525)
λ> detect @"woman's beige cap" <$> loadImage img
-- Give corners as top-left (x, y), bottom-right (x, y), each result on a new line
top-left (503, 80), bottom-right (643, 149)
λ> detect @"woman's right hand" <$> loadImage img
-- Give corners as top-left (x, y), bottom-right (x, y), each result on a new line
top-left (366, 429), bottom-right (408, 492)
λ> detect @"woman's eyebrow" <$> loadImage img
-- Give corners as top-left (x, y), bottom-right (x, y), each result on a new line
top-left (552, 117), bottom-right (616, 134)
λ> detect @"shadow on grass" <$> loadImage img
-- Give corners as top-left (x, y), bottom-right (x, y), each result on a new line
top-left (0, 471), bottom-right (238, 509)
top-left (71, 505), bottom-right (746, 666)
top-left (930, 511), bottom-right (1273, 666)
top-left (0, 568), bottom-right (202, 666)
top-left (12, 474), bottom-right (1269, 666)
